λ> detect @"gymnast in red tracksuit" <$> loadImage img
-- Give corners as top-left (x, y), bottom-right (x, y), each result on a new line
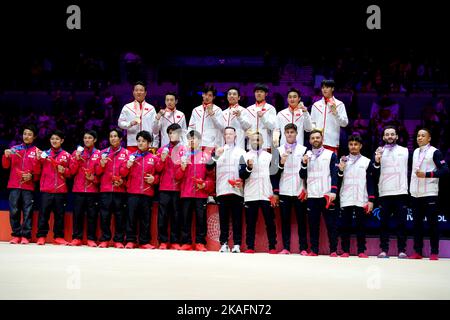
top-left (175, 130), bottom-right (215, 251)
top-left (156, 123), bottom-right (187, 250)
top-left (36, 130), bottom-right (72, 246)
top-left (120, 130), bottom-right (163, 249)
top-left (69, 130), bottom-right (102, 247)
top-left (96, 128), bottom-right (130, 249)
top-left (2, 124), bottom-right (41, 244)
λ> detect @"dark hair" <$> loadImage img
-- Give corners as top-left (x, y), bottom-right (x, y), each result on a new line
top-left (202, 85), bottom-right (217, 96)
top-left (224, 126), bottom-right (236, 132)
top-left (382, 125), bottom-right (397, 136)
top-left (254, 83), bottom-right (269, 93)
top-left (321, 79), bottom-right (335, 88)
top-left (23, 124), bottom-right (38, 137)
top-left (136, 130), bottom-right (153, 143)
top-left (284, 123), bottom-right (298, 132)
top-left (50, 130), bottom-right (65, 140)
top-left (165, 91), bottom-right (178, 100)
top-left (418, 128), bottom-right (432, 137)
top-left (348, 134), bottom-right (363, 144)
top-left (287, 87), bottom-right (301, 97)
top-left (310, 128), bottom-right (323, 137)
top-left (84, 130), bottom-right (98, 140)
top-left (187, 130), bottom-right (202, 140)
top-left (133, 81), bottom-right (147, 91)
top-left (226, 87), bottom-right (240, 97)
top-left (167, 123), bottom-right (182, 134)
top-left (109, 128), bottom-right (123, 139)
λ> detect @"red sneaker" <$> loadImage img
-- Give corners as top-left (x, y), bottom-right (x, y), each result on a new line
top-left (20, 238), bottom-right (30, 245)
top-left (140, 244), bottom-right (156, 249)
top-left (300, 250), bottom-right (308, 256)
top-left (114, 242), bottom-right (125, 249)
top-left (98, 241), bottom-right (109, 248)
top-left (244, 249), bottom-right (255, 254)
top-left (340, 252), bottom-right (350, 258)
top-left (54, 238), bottom-right (68, 246)
top-left (195, 243), bottom-right (208, 252)
top-left (268, 249), bottom-right (278, 254)
top-left (125, 242), bottom-right (136, 249)
top-left (358, 253), bottom-right (369, 258)
top-left (180, 244), bottom-right (192, 251)
top-left (69, 239), bottom-right (82, 246)
top-left (87, 240), bottom-right (97, 247)
top-left (9, 237), bottom-right (21, 244)
top-left (171, 243), bottom-right (181, 250)
top-left (159, 242), bottom-right (169, 250)
top-left (409, 252), bottom-right (423, 259)
top-left (36, 237), bottom-right (46, 245)
top-left (307, 252), bottom-right (318, 256)
top-left (430, 254), bottom-right (439, 261)
top-left (330, 252), bottom-right (339, 257)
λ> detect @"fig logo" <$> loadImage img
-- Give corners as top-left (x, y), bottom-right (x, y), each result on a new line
top-left (207, 211), bottom-right (233, 242)
top-left (207, 212), bottom-right (221, 242)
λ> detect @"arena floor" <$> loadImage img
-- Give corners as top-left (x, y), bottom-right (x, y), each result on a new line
top-left (1, 242), bottom-right (449, 300)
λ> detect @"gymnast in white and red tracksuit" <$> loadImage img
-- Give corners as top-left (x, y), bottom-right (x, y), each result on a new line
top-left (118, 81), bottom-right (159, 151)
top-left (239, 131), bottom-right (280, 254)
top-left (156, 123), bottom-right (187, 250)
top-left (276, 123), bottom-right (308, 255)
top-left (310, 79), bottom-right (348, 154)
top-left (337, 134), bottom-right (375, 258)
top-left (35, 130), bottom-right (72, 246)
top-left (208, 126), bottom-right (247, 253)
top-left (175, 130), bottom-right (215, 252)
top-left (2, 124), bottom-right (41, 244)
top-left (188, 85), bottom-right (224, 150)
top-left (120, 130), bottom-right (162, 249)
top-left (300, 129), bottom-right (339, 256)
top-left (372, 125), bottom-right (410, 259)
top-left (95, 128), bottom-right (130, 249)
top-left (409, 128), bottom-right (449, 260)
top-left (69, 130), bottom-right (102, 247)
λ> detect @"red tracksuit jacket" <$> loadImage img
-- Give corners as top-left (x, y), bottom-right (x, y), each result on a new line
top-left (2, 144), bottom-right (41, 191)
top-left (119, 151), bottom-right (162, 197)
top-left (156, 142), bottom-right (187, 192)
top-left (39, 148), bottom-right (72, 193)
top-left (175, 149), bottom-right (215, 198)
top-left (70, 147), bottom-right (101, 193)
top-left (96, 146), bottom-right (130, 193)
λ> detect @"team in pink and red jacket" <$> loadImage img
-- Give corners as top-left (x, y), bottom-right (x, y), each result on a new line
top-left (155, 123), bottom-right (188, 250)
top-left (175, 148), bottom-right (215, 198)
top-left (96, 146), bottom-right (130, 193)
top-left (95, 128), bottom-right (131, 248)
top-left (175, 130), bottom-right (215, 251)
top-left (68, 131), bottom-right (102, 247)
top-left (120, 149), bottom-right (162, 197)
top-left (2, 143), bottom-right (41, 191)
top-left (39, 147), bottom-right (72, 193)
top-left (119, 130), bottom-right (162, 249)
top-left (70, 146), bottom-right (102, 193)
top-left (36, 130), bottom-right (73, 246)
top-left (2, 125), bottom-right (41, 243)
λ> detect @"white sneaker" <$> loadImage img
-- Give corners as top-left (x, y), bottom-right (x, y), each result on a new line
top-left (219, 244), bottom-right (230, 253)
top-left (207, 196), bottom-right (216, 204)
top-left (231, 245), bottom-right (240, 253)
